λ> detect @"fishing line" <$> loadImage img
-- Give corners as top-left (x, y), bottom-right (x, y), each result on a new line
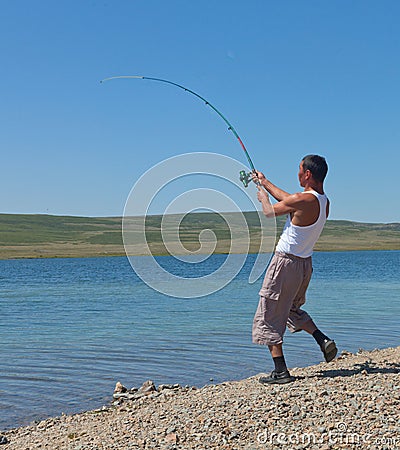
top-left (100, 75), bottom-right (257, 187)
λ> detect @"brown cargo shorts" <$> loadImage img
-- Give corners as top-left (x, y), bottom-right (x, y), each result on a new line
top-left (252, 252), bottom-right (314, 346)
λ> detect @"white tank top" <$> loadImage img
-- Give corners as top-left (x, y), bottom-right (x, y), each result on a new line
top-left (275, 190), bottom-right (328, 258)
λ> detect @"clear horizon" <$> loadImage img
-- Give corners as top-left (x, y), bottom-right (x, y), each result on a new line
top-left (0, 210), bottom-right (398, 226)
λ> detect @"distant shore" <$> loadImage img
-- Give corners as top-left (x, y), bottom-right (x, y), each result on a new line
top-left (1, 213), bottom-right (399, 259)
top-left (1, 247), bottom-right (399, 261)
top-left (2, 346), bottom-right (399, 449)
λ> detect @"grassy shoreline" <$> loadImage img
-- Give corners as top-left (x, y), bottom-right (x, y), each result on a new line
top-left (1, 212), bottom-right (399, 260)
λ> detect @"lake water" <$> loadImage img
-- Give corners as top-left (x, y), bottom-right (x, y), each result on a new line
top-left (0, 251), bottom-right (399, 430)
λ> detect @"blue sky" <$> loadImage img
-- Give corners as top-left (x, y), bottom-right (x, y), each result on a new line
top-left (1, 0), bottom-right (399, 222)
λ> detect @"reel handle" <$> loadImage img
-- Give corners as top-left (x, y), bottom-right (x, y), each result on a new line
top-left (240, 169), bottom-right (261, 188)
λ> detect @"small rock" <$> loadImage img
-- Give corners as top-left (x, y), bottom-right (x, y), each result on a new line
top-left (158, 384), bottom-right (180, 391)
top-left (0, 436), bottom-right (9, 445)
top-left (165, 432), bottom-right (178, 444)
top-left (114, 381), bottom-right (127, 394)
top-left (292, 405), bottom-right (301, 415)
top-left (112, 392), bottom-right (127, 399)
top-left (148, 392), bottom-right (160, 399)
top-left (131, 392), bottom-right (146, 400)
top-left (139, 380), bottom-right (156, 395)
top-left (230, 431), bottom-right (240, 439)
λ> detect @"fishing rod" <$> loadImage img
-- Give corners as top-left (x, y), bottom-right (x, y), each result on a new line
top-left (100, 75), bottom-right (257, 188)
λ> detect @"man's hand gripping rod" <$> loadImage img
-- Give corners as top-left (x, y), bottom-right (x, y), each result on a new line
top-left (240, 170), bottom-right (261, 188)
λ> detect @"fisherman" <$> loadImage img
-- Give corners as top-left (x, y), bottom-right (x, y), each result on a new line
top-left (252, 154), bottom-right (337, 384)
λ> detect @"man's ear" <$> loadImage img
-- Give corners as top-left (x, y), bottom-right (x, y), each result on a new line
top-left (304, 169), bottom-right (312, 179)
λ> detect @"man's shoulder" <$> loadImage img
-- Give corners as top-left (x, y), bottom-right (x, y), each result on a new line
top-left (286, 192), bottom-right (316, 204)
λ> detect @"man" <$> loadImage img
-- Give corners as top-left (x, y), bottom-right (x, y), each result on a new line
top-left (252, 154), bottom-right (337, 385)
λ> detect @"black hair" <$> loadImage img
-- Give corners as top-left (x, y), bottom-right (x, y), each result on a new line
top-left (302, 154), bottom-right (328, 182)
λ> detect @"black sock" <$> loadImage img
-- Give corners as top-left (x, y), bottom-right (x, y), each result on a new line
top-left (312, 329), bottom-right (330, 347)
top-left (273, 356), bottom-right (288, 373)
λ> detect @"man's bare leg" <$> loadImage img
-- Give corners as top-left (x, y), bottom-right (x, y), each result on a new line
top-left (268, 344), bottom-right (283, 357)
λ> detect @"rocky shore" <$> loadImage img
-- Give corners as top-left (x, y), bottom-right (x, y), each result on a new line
top-left (2, 347), bottom-right (399, 449)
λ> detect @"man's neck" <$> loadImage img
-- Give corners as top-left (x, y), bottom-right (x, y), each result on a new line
top-left (303, 181), bottom-right (324, 194)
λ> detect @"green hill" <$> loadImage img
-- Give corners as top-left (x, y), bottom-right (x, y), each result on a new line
top-left (0, 212), bottom-right (398, 259)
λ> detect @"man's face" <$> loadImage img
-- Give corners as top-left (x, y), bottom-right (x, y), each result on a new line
top-left (298, 161), bottom-right (306, 187)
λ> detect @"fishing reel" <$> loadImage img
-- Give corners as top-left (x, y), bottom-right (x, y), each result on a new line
top-left (239, 170), bottom-right (253, 188)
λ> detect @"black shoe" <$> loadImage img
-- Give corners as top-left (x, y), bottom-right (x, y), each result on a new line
top-left (259, 370), bottom-right (294, 385)
top-left (321, 339), bottom-right (337, 362)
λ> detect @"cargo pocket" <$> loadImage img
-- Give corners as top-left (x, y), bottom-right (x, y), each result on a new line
top-left (259, 256), bottom-right (286, 301)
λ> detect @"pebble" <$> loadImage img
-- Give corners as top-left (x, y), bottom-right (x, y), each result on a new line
top-left (292, 405), bottom-right (301, 415)
top-left (2, 346), bottom-right (399, 449)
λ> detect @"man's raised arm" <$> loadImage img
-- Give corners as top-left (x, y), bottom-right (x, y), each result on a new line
top-left (253, 171), bottom-right (291, 202)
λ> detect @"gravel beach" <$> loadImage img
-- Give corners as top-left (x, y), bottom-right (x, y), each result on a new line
top-left (2, 346), bottom-right (399, 449)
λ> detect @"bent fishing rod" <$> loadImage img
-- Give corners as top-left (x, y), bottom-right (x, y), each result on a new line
top-left (100, 75), bottom-right (257, 188)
